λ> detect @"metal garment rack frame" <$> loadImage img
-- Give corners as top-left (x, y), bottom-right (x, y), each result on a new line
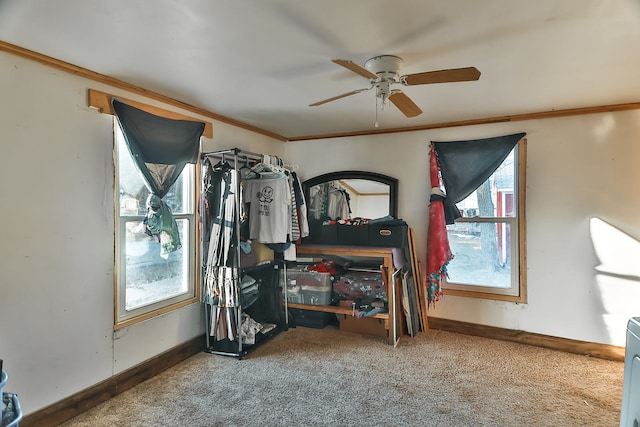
top-left (200, 147), bottom-right (287, 358)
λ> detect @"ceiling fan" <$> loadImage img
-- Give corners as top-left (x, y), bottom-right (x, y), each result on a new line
top-left (309, 55), bottom-right (481, 118)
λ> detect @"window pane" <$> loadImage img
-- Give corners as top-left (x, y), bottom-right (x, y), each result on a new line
top-left (447, 222), bottom-right (512, 288)
top-left (441, 141), bottom-right (524, 301)
top-left (115, 122), bottom-right (196, 324)
top-left (123, 218), bottom-right (191, 310)
top-left (117, 130), bottom-right (192, 216)
top-left (456, 150), bottom-right (515, 218)
top-left (118, 137), bottom-right (149, 216)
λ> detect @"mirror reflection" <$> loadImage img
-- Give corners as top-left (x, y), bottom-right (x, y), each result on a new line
top-left (303, 171), bottom-right (398, 222)
top-left (308, 179), bottom-right (391, 220)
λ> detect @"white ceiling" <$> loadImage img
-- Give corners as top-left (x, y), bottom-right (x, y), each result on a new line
top-left (2, 0), bottom-right (640, 140)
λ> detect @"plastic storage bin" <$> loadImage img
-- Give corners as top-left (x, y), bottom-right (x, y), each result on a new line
top-left (286, 269), bottom-right (332, 305)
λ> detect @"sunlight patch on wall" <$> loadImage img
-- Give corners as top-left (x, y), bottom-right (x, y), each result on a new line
top-left (592, 114), bottom-right (616, 143)
top-left (590, 217), bottom-right (640, 346)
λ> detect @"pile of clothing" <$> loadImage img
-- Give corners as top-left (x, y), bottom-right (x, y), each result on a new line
top-left (333, 270), bottom-right (388, 318)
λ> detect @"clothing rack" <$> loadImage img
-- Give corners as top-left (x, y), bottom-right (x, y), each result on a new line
top-left (200, 147), bottom-right (287, 358)
top-left (202, 147), bottom-right (263, 165)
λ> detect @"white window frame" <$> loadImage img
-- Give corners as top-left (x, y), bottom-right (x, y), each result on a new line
top-left (113, 122), bottom-right (199, 329)
top-left (442, 139), bottom-right (527, 303)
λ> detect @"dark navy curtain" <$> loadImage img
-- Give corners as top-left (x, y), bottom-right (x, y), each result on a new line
top-left (112, 99), bottom-right (205, 198)
top-left (113, 99), bottom-right (205, 256)
top-left (432, 132), bottom-right (525, 224)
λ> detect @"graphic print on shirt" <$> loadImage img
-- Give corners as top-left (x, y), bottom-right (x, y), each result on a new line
top-left (257, 186), bottom-right (274, 217)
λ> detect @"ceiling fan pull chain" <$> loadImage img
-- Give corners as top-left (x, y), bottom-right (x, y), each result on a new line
top-left (375, 94), bottom-right (379, 128)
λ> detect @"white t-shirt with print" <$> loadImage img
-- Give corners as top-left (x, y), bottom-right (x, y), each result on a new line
top-left (244, 177), bottom-right (291, 244)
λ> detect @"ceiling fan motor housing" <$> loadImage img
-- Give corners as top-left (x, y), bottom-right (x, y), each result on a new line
top-left (365, 55), bottom-right (402, 82)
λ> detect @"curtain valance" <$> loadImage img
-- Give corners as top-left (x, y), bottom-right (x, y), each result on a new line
top-left (433, 132), bottom-right (525, 224)
top-left (112, 98), bottom-right (205, 198)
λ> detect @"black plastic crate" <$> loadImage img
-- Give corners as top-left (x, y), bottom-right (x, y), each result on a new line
top-left (289, 308), bottom-right (336, 329)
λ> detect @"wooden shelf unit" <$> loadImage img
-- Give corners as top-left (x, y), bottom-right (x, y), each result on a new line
top-left (289, 245), bottom-right (401, 345)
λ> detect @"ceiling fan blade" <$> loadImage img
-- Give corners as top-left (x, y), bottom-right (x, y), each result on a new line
top-left (389, 91), bottom-right (423, 118)
top-left (402, 66), bottom-right (481, 86)
top-left (332, 59), bottom-right (379, 80)
top-left (309, 88), bottom-right (368, 107)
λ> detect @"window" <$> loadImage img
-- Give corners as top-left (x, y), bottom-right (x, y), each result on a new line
top-left (114, 123), bottom-right (197, 328)
top-left (443, 140), bottom-right (526, 302)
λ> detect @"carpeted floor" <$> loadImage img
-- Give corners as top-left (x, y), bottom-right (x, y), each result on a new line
top-left (60, 325), bottom-right (624, 426)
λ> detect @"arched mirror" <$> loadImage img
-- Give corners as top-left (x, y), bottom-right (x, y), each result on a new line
top-left (303, 171), bottom-right (398, 221)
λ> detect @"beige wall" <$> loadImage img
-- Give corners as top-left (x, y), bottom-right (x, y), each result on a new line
top-left (2, 46), bottom-right (640, 416)
top-left (285, 111), bottom-right (640, 347)
top-left (0, 51), bottom-right (284, 414)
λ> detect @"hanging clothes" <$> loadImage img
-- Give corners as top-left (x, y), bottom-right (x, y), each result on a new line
top-left (201, 150), bottom-right (305, 344)
top-left (309, 181), bottom-right (351, 221)
top-left (291, 171), bottom-right (309, 243)
top-left (244, 169), bottom-right (292, 244)
top-left (326, 183), bottom-right (351, 221)
top-left (289, 173), bottom-right (300, 243)
top-left (202, 157), bottom-right (241, 341)
top-left (308, 182), bottom-right (328, 221)
top-left (205, 160), bottom-right (238, 267)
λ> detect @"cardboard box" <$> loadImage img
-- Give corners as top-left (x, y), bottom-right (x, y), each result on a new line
top-left (337, 301), bottom-right (387, 338)
top-left (338, 314), bottom-right (387, 338)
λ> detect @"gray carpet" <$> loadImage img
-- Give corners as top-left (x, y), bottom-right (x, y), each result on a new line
top-left (60, 326), bottom-right (624, 426)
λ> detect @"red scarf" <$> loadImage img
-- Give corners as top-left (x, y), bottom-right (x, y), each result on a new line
top-left (426, 148), bottom-right (453, 306)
